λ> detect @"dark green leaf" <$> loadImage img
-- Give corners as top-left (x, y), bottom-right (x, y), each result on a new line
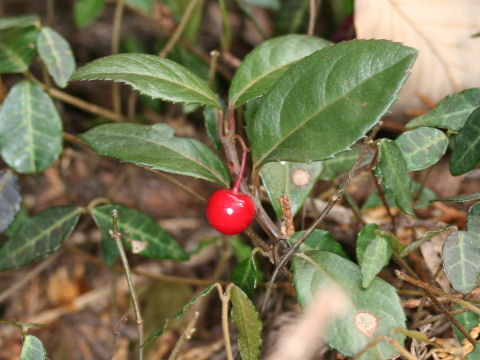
top-left (0, 169), bottom-right (21, 234)
top-left (274, 0), bottom-right (309, 35)
top-left (467, 202), bottom-right (480, 237)
top-left (453, 306), bottom-right (480, 359)
top-left (0, 15), bottom-right (40, 31)
top-left (292, 251), bottom-right (406, 359)
top-left (203, 105), bottom-right (222, 149)
top-left (0, 26), bottom-right (38, 74)
top-left (290, 229), bottom-right (348, 258)
top-left (433, 192), bottom-right (480, 203)
top-left (4, 206), bottom-right (29, 237)
top-left (125, 0), bottom-right (154, 13)
top-left (231, 257), bottom-right (260, 298)
top-left (143, 283), bottom-right (216, 346)
top-left (230, 284), bottom-right (263, 360)
top-left (0, 206), bottom-right (81, 270)
top-left (37, 27), bottom-right (76, 88)
top-left (0, 81), bottom-right (63, 174)
top-left (450, 107), bottom-right (480, 176)
top-left (249, 40), bottom-right (417, 167)
top-left (400, 226), bottom-right (456, 257)
top-left (91, 205), bottom-right (189, 264)
top-left (71, 53), bottom-right (220, 108)
top-left (319, 145), bottom-right (372, 180)
top-left (74, 0), bottom-right (106, 27)
top-left (361, 237), bottom-right (392, 288)
top-left (20, 335), bottom-right (46, 360)
top-left (229, 34), bottom-right (329, 107)
top-left (395, 127), bottom-right (448, 171)
top-left (406, 89), bottom-right (480, 131)
top-left (442, 231), bottom-right (480, 294)
top-left (377, 139), bottom-right (415, 216)
top-left (81, 123), bottom-right (230, 186)
top-left (231, 236), bottom-right (253, 262)
top-left (356, 224), bottom-right (379, 266)
top-left (372, 229), bottom-right (403, 254)
top-left (261, 161), bottom-right (323, 218)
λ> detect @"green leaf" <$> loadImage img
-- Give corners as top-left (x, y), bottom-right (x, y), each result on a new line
top-left (37, 27), bottom-right (76, 88)
top-left (361, 237), bottom-right (392, 288)
top-left (249, 40), bottom-right (417, 167)
top-left (229, 34), bottom-right (330, 108)
top-left (406, 88), bottom-right (480, 131)
top-left (91, 205), bottom-right (189, 265)
top-left (241, 0), bottom-right (280, 10)
top-left (231, 256), bottom-right (260, 298)
top-left (0, 26), bottom-right (38, 74)
top-left (372, 229), bottom-right (403, 254)
top-left (0, 81), bottom-right (63, 174)
top-left (292, 251), bottom-right (406, 359)
top-left (290, 229), bottom-right (348, 258)
top-left (467, 202), bottom-right (480, 237)
top-left (230, 284), bottom-right (263, 360)
top-left (143, 283), bottom-right (216, 346)
top-left (4, 206), bottom-right (29, 238)
top-left (377, 139), bottom-right (415, 217)
top-left (80, 123), bottom-right (230, 186)
top-left (395, 127), bottom-right (448, 171)
top-left (0, 15), bottom-right (40, 31)
top-left (74, 0), bottom-right (106, 27)
top-left (125, 0), bottom-right (154, 13)
top-left (260, 161), bottom-right (323, 218)
top-left (274, 0), bottom-right (309, 35)
top-left (71, 53), bottom-right (220, 108)
top-left (442, 231), bottom-right (480, 294)
top-left (319, 145), bottom-right (372, 180)
top-left (450, 107), bottom-right (480, 176)
top-left (20, 335), bottom-right (46, 360)
top-left (231, 236), bottom-right (253, 262)
top-left (165, 0), bottom-right (204, 43)
top-left (453, 306), bottom-right (480, 359)
top-left (433, 192), bottom-right (480, 203)
top-left (203, 105), bottom-right (222, 149)
top-left (356, 224), bottom-right (379, 266)
top-left (399, 226), bottom-right (456, 257)
top-left (0, 169), bottom-right (21, 234)
top-left (0, 206), bottom-right (81, 270)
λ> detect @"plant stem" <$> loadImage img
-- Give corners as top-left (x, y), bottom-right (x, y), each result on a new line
top-left (111, 0), bottom-right (125, 116)
top-left (216, 283), bottom-right (234, 360)
top-left (159, 0), bottom-right (201, 58)
top-left (168, 311), bottom-right (200, 360)
top-left (308, 0), bottom-right (321, 35)
top-left (260, 123), bottom-right (383, 315)
top-left (208, 50), bottom-right (220, 88)
top-left (111, 209), bottom-right (144, 360)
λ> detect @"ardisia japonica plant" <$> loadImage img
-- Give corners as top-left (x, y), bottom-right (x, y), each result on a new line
top-left (1, 5), bottom-right (480, 360)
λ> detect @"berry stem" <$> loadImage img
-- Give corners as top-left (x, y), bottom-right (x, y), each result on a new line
top-left (232, 135), bottom-right (248, 194)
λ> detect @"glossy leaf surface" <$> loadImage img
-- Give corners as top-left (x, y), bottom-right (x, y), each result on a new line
top-left (467, 202), bottom-right (480, 237)
top-left (0, 206), bottom-right (80, 270)
top-left (0, 15), bottom-right (39, 30)
top-left (0, 26), bottom-right (38, 73)
top-left (230, 285), bottom-right (263, 360)
top-left (71, 53), bottom-right (220, 108)
top-left (377, 139), bottom-right (415, 216)
top-left (231, 256), bottom-right (260, 298)
top-left (406, 89), bottom-right (480, 131)
top-left (81, 123), bottom-right (230, 186)
top-left (395, 127), bottom-right (448, 171)
top-left (0, 170), bottom-right (21, 234)
top-left (292, 251), bottom-right (405, 359)
top-left (442, 231), bottom-right (480, 294)
top-left (249, 40), bottom-right (417, 167)
top-left (37, 27), bottom-right (76, 88)
top-left (20, 335), bottom-right (46, 360)
top-left (318, 145), bottom-right (372, 180)
top-left (229, 34), bottom-right (329, 107)
top-left (91, 205), bottom-right (189, 265)
top-left (260, 161), bottom-right (322, 218)
top-left (290, 229), bottom-right (348, 258)
top-left (0, 81), bottom-right (63, 173)
top-left (450, 107), bottom-right (480, 176)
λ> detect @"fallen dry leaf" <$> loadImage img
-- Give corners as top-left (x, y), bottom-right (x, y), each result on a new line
top-left (355, 0), bottom-right (480, 115)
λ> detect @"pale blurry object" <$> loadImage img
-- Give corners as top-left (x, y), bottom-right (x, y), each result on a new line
top-left (265, 286), bottom-right (349, 360)
top-left (354, 0), bottom-right (480, 115)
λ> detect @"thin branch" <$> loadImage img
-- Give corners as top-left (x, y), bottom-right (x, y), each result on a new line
top-left (111, 209), bottom-right (144, 360)
top-left (260, 122), bottom-right (383, 315)
top-left (216, 283), bottom-right (234, 360)
top-left (308, 0), bottom-right (321, 35)
top-left (167, 311), bottom-right (200, 360)
top-left (208, 50), bottom-right (220, 88)
top-left (159, 0), bottom-right (201, 58)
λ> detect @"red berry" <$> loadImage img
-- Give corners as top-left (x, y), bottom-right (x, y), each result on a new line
top-left (206, 189), bottom-right (255, 235)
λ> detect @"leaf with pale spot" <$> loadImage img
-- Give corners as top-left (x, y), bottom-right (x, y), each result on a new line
top-left (450, 107), bottom-right (480, 176)
top-left (20, 335), bottom-right (46, 360)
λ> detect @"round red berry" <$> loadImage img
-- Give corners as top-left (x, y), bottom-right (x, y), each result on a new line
top-left (206, 189), bottom-right (255, 235)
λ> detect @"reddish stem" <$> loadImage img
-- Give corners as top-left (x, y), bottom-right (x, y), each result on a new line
top-left (232, 135), bottom-right (249, 194)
